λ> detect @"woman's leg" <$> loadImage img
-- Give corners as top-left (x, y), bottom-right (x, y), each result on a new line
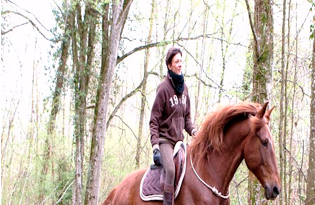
top-left (160, 143), bottom-right (175, 204)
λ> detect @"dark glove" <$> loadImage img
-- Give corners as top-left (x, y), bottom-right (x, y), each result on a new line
top-left (153, 148), bottom-right (162, 166)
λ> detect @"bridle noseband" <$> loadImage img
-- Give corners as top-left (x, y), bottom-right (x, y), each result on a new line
top-left (190, 157), bottom-right (230, 199)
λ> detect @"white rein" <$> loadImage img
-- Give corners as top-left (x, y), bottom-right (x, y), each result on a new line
top-left (190, 157), bottom-right (230, 199)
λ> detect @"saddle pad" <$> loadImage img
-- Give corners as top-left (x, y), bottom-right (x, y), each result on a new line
top-left (140, 142), bottom-right (186, 201)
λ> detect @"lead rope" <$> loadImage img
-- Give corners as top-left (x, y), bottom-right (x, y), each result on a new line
top-left (190, 157), bottom-right (230, 199)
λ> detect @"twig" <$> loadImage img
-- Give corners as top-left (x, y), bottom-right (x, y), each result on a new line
top-left (1, 22), bottom-right (29, 35)
top-left (40, 185), bottom-right (58, 205)
top-left (7, 0), bottom-right (52, 33)
top-left (106, 69), bottom-right (158, 129)
top-left (56, 180), bottom-right (75, 204)
top-left (1, 10), bottom-right (55, 42)
top-left (283, 145), bottom-right (306, 181)
top-left (113, 115), bottom-right (138, 141)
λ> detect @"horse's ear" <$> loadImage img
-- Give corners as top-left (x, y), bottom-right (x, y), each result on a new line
top-left (256, 102), bottom-right (269, 119)
top-left (265, 106), bottom-right (275, 122)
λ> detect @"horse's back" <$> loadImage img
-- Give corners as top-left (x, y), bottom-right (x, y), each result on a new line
top-left (102, 187), bottom-right (116, 205)
top-left (102, 168), bottom-right (149, 205)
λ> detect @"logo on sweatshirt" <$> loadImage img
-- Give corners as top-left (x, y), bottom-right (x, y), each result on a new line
top-left (169, 95), bottom-right (186, 107)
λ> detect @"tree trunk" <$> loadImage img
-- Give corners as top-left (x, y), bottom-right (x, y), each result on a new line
top-left (246, 0), bottom-right (274, 204)
top-left (279, 0), bottom-right (287, 204)
top-left (135, 0), bottom-right (155, 169)
top-left (159, 0), bottom-right (171, 79)
top-left (194, 0), bottom-right (209, 124)
top-left (287, 1), bottom-right (295, 204)
top-left (218, 0), bottom-right (237, 102)
top-left (306, 31), bottom-right (315, 205)
top-left (40, 2), bottom-right (72, 201)
top-left (84, 1), bottom-right (133, 204)
top-left (71, 1), bottom-right (98, 204)
top-left (218, 0), bottom-right (227, 102)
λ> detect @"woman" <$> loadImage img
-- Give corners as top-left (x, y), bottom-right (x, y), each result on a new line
top-left (149, 46), bottom-right (197, 205)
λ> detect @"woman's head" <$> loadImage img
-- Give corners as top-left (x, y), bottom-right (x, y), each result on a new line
top-left (165, 47), bottom-right (182, 75)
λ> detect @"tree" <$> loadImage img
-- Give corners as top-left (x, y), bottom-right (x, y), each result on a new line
top-left (135, 0), bottom-right (155, 169)
top-left (41, 1), bottom-right (73, 202)
top-left (279, 0), bottom-right (287, 204)
top-left (84, 1), bottom-right (134, 204)
top-left (1, 0), bottom-right (314, 204)
top-left (245, 0), bottom-right (274, 203)
top-left (306, 19), bottom-right (315, 205)
top-left (217, 0), bottom-right (238, 102)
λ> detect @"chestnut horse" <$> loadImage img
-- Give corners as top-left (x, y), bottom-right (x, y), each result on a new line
top-left (102, 102), bottom-right (281, 205)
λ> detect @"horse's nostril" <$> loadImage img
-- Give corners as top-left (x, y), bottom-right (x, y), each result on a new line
top-left (273, 186), bottom-right (280, 195)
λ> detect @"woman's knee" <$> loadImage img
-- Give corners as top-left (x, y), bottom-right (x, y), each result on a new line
top-left (164, 165), bottom-right (175, 178)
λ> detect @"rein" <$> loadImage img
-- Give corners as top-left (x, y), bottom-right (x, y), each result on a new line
top-left (190, 157), bottom-right (230, 199)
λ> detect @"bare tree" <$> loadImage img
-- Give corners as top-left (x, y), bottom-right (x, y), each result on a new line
top-left (69, 1), bottom-right (99, 204)
top-left (41, 2), bottom-right (73, 202)
top-left (306, 25), bottom-right (315, 205)
top-left (245, 0), bottom-right (274, 203)
top-left (135, 0), bottom-right (155, 169)
top-left (84, 1), bottom-right (134, 204)
top-left (279, 0), bottom-right (287, 204)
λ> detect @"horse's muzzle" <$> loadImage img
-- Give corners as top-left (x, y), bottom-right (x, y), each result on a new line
top-left (265, 184), bottom-right (281, 200)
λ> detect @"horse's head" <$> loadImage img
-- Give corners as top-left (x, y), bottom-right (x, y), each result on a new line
top-left (243, 102), bottom-right (281, 200)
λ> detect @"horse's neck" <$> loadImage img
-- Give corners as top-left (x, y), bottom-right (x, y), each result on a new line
top-left (188, 142), bottom-right (244, 196)
top-left (212, 149), bottom-right (243, 189)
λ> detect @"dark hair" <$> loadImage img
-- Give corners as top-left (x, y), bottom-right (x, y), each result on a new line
top-left (165, 47), bottom-right (182, 69)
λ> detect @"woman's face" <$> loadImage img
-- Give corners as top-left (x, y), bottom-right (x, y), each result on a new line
top-left (168, 53), bottom-right (182, 75)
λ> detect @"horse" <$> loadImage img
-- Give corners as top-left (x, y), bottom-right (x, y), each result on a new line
top-left (102, 101), bottom-right (281, 205)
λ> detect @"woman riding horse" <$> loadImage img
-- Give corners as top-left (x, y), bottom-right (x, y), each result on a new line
top-left (102, 101), bottom-right (281, 205)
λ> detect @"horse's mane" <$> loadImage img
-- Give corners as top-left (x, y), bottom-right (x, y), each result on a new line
top-left (190, 102), bottom-right (264, 158)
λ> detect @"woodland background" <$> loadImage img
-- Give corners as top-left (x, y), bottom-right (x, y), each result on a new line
top-left (1, 0), bottom-right (315, 204)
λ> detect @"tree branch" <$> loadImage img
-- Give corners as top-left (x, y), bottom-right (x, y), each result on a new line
top-left (244, 0), bottom-right (260, 55)
top-left (113, 115), bottom-right (138, 141)
top-left (1, 22), bottom-right (29, 35)
top-left (106, 70), bottom-right (157, 129)
top-left (56, 180), bottom-right (75, 204)
top-left (117, 33), bottom-right (246, 64)
top-left (1, 10), bottom-right (55, 42)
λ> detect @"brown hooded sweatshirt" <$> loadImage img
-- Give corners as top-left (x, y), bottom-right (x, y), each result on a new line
top-left (149, 73), bottom-right (196, 146)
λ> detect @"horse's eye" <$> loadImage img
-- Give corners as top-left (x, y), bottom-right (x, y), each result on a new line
top-left (262, 140), bottom-right (268, 147)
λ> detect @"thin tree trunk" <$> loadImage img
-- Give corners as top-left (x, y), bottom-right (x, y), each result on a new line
top-left (70, 3), bottom-right (79, 202)
top-left (299, 140), bottom-right (305, 205)
top-left (306, 29), bottom-right (315, 205)
top-left (287, 1), bottom-right (295, 204)
top-left (279, 0), bottom-right (287, 204)
top-left (73, 2), bottom-right (86, 203)
top-left (23, 42), bottom-right (37, 204)
top-left (194, 0), bottom-right (209, 124)
top-left (40, 2), bottom-right (72, 201)
top-left (218, 0), bottom-right (227, 102)
top-left (159, 0), bottom-right (171, 79)
top-left (84, 1), bottom-right (133, 204)
top-left (135, 0), bottom-right (155, 169)
top-left (245, 0), bottom-right (273, 203)
top-left (218, 0), bottom-right (237, 102)
top-left (71, 1), bottom-right (98, 203)
top-left (283, 0), bottom-right (289, 204)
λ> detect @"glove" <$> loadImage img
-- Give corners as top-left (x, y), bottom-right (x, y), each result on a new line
top-left (153, 145), bottom-right (162, 166)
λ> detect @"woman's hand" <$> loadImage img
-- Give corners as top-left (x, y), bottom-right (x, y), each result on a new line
top-left (153, 144), bottom-right (162, 166)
